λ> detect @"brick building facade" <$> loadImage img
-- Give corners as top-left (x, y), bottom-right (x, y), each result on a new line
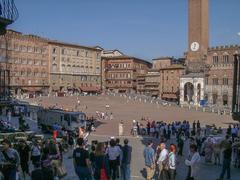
top-left (152, 57), bottom-right (172, 69)
top-left (102, 56), bottom-right (152, 93)
top-left (160, 64), bottom-right (186, 101)
top-left (0, 30), bottom-right (49, 96)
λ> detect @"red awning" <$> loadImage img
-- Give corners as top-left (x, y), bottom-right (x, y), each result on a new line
top-left (80, 86), bottom-right (100, 92)
top-left (22, 87), bottom-right (43, 92)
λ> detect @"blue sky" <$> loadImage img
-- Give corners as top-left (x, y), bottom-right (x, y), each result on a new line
top-left (10, 0), bottom-right (240, 60)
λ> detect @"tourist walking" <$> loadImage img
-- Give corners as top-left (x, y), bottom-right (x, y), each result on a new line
top-left (31, 141), bottom-right (41, 166)
top-left (168, 144), bottom-right (177, 180)
top-left (157, 143), bottom-right (168, 180)
top-left (93, 142), bottom-right (110, 180)
top-left (203, 138), bottom-right (214, 163)
top-left (106, 139), bottom-right (122, 180)
top-left (143, 140), bottom-right (155, 180)
top-left (40, 147), bottom-right (54, 180)
top-left (177, 132), bottom-right (184, 156)
top-left (73, 138), bottom-right (92, 180)
top-left (115, 138), bottom-right (123, 179)
top-left (48, 139), bottom-right (61, 179)
top-left (121, 139), bottom-right (132, 180)
top-left (0, 138), bottom-right (20, 180)
top-left (185, 144), bottom-right (201, 180)
top-left (17, 139), bottom-right (31, 180)
top-left (217, 142), bottom-right (232, 180)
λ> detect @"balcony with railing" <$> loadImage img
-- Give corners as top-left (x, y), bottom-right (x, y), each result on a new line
top-left (0, 0), bottom-right (18, 34)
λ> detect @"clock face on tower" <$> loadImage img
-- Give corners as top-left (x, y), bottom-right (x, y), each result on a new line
top-left (191, 42), bottom-right (200, 52)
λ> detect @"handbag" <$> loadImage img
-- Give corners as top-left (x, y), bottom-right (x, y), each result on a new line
top-left (56, 164), bottom-right (67, 178)
top-left (100, 157), bottom-right (108, 180)
top-left (162, 156), bottom-right (169, 171)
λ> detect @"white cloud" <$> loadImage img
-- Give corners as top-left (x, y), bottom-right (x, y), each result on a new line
top-left (238, 32), bottom-right (240, 36)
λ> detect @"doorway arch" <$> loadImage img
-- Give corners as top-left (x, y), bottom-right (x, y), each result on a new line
top-left (184, 82), bottom-right (194, 103)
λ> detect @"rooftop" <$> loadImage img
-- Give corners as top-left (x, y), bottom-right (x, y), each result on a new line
top-left (160, 64), bottom-right (185, 70)
top-left (102, 55), bottom-right (152, 65)
top-left (152, 56), bottom-right (173, 61)
top-left (48, 40), bottom-right (101, 51)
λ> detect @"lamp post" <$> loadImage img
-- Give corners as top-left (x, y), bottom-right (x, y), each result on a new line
top-left (232, 53), bottom-right (240, 120)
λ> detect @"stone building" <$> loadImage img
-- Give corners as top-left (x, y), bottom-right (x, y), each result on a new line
top-left (152, 57), bottom-right (172, 69)
top-left (205, 45), bottom-right (240, 107)
top-left (160, 64), bottom-right (186, 101)
top-left (102, 56), bottom-right (152, 93)
top-left (143, 70), bottom-right (161, 97)
top-left (0, 30), bottom-right (49, 96)
top-left (48, 40), bottom-right (101, 93)
top-left (137, 57), bottom-right (185, 98)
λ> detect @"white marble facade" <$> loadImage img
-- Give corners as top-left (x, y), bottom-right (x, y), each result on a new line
top-left (180, 74), bottom-right (204, 106)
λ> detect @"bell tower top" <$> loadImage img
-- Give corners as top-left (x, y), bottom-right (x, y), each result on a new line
top-left (187, 0), bottom-right (209, 72)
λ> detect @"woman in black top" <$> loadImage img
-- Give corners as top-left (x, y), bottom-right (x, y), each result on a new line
top-left (93, 142), bottom-right (110, 180)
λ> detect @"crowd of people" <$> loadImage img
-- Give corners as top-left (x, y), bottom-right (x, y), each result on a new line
top-left (0, 133), bottom-right (133, 180)
top-left (72, 137), bottom-right (132, 180)
top-left (141, 121), bottom-right (240, 180)
top-left (0, 108), bottom-right (240, 180)
top-left (0, 137), bottom-right (65, 180)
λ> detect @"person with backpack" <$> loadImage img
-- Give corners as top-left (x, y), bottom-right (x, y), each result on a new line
top-left (73, 138), bottom-right (92, 180)
top-left (0, 139), bottom-right (20, 180)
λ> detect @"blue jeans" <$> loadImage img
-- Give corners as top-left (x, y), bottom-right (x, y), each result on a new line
top-left (75, 166), bottom-right (92, 180)
top-left (220, 159), bottom-right (231, 179)
top-left (121, 163), bottom-right (131, 180)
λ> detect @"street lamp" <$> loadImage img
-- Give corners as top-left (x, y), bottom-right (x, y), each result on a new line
top-left (232, 53), bottom-right (240, 121)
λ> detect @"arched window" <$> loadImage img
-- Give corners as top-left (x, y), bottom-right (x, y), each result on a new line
top-left (223, 52), bottom-right (229, 64)
top-left (61, 64), bottom-right (65, 71)
top-left (67, 65), bottom-right (71, 72)
top-left (27, 68), bottom-right (31, 76)
top-left (213, 53), bottom-right (218, 64)
top-left (52, 64), bottom-right (57, 72)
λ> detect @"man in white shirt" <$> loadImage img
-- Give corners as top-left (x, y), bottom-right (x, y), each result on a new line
top-left (185, 144), bottom-right (201, 180)
top-left (157, 143), bottom-right (168, 180)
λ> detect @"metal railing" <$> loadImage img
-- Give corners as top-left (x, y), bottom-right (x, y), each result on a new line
top-left (0, 0), bottom-right (18, 23)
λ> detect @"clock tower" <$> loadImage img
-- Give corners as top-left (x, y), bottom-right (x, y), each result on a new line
top-left (186, 0), bottom-right (209, 72)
